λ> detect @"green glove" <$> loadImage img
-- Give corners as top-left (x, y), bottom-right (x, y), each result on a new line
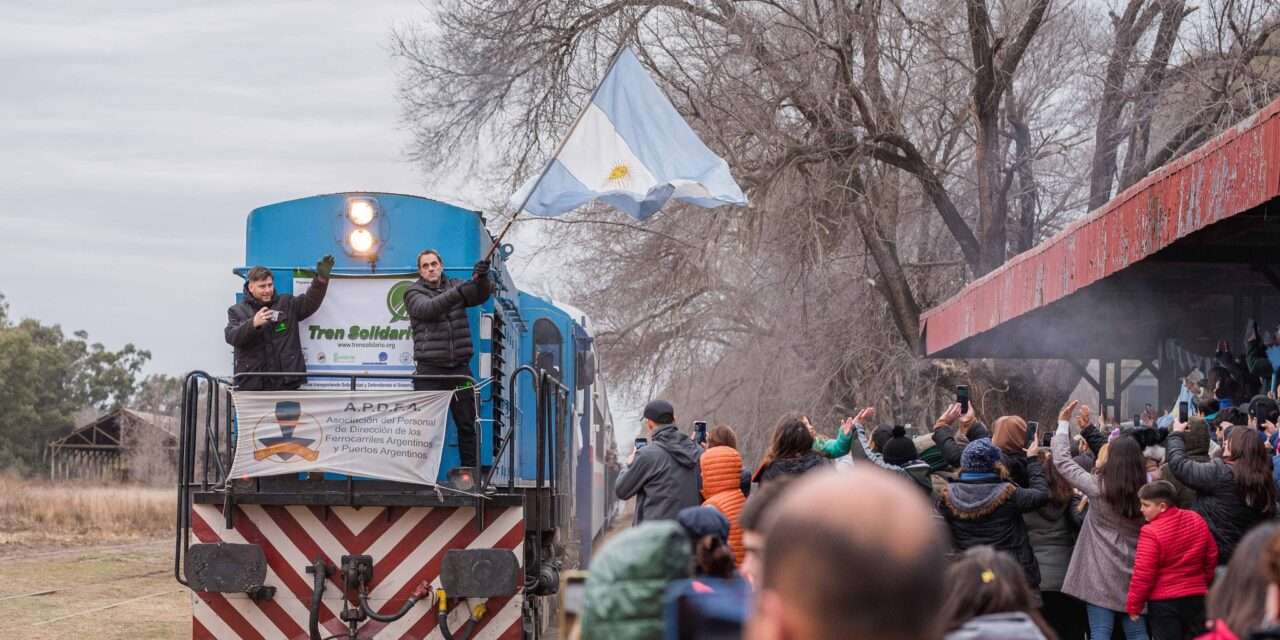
top-left (316, 255), bottom-right (335, 279)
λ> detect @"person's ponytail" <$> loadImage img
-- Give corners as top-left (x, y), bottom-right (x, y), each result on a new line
top-left (694, 535), bottom-right (736, 579)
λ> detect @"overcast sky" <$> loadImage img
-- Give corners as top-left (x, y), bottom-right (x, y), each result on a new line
top-left (0, 2), bottom-right (479, 375)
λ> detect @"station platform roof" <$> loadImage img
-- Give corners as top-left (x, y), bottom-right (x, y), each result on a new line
top-left (922, 97), bottom-right (1280, 361)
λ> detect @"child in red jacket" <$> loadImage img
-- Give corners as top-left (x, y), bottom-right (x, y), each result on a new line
top-left (1127, 480), bottom-right (1219, 640)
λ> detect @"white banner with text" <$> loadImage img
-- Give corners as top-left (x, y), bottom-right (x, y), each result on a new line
top-left (227, 390), bottom-right (452, 485)
top-left (295, 275), bottom-right (417, 389)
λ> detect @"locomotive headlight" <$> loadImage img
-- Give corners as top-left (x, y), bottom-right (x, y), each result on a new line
top-left (347, 200), bottom-right (376, 225)
top-left (348, 228), bottom-right (376, 253)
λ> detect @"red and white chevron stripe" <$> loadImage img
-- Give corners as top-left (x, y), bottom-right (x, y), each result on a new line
top-left (189, 503), bottom-right (525, 640)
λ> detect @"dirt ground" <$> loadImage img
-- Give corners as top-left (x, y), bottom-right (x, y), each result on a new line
top-left (3, 538), bottom-right (189, 639)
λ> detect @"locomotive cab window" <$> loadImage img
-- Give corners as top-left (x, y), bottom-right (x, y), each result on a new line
top-left (533, 319), bottom-right (562, 375)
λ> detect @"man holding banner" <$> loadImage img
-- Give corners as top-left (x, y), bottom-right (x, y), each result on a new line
top-left (404, 249), bottom-right (493, 471)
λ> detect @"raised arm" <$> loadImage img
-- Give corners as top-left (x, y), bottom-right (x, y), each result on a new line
top-left (1165, 431), bottom-right (1223, 494)
top-left (614, 449), bottom-right (656, 500)
top-left (405, 285), bottom-right (465, 322)
top-left (1011, 453), bottom-right (1050, 512)
top-left (291, 256), bottom-right (332, 321)
top-left (854, 425), bottom-right (904, 474)
top-left (1052, 401), bottom-right (1100, 497)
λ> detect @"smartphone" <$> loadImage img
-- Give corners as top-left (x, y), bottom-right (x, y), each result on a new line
top-left (559, 571), bottom-right (589, 632)
top-left (1178, 401), bottom-right (1189, 423)
top-left (1133, 414), bottom-right (1142, 428)
top-left (956, 385), bottom-right (970, 415)
top-left (269, 310), bottom-right (282, 322)
top-left (634, 437), bottom-right (648, 450)
top-left (1025, 421), bottom-right (1038, 448)
top-left (693, 421), bottom-right (708, 445)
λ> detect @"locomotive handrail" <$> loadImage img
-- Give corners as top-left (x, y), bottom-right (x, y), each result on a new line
top-left (484, 365), bottom-right (540, 495)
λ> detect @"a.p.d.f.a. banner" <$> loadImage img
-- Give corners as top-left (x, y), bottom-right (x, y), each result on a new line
top-left (227, 389), bottom-right (452, 485)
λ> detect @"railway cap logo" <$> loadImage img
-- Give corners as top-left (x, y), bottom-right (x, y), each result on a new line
top-left (253, 401), bottom-right (323, 463)
top-left (386, 280), bottom-right (414, 322)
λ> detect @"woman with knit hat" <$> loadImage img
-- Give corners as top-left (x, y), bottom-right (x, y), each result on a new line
top-left (936, 436), bottom-right (1050, 592)
top-left (848, 408), bottom-right (934, 493)
top-left (699, 444), bottom-right (747, 565)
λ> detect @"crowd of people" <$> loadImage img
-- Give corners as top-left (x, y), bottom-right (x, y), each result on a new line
top-left (583, 333), bottom-right (1280, 640)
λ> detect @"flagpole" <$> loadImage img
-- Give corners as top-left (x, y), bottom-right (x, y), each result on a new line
top-left (485, 42), bottom-right (637, 261)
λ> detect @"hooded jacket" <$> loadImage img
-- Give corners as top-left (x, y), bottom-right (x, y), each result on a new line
top-left (1023, 492), bottom-right (1082, 592)
top-left (938, 459), bottom-right (1050, 588)
top-left (753, 451), bottom-right (826, 484)
top-left (225, 276), bottom-right (329, 391)
top-left (404, 274), bottom-right (491, 369)
top-left (944, 612), bottom-right (1048, 640)
top-left (581, 521), bottom-right (692, 640)
top-left (699, 446), bottom-right (747, 565)
top-left (616, 425), bottom-right (703, 524)
top-left (1162, 419), bottom-right (1212, 508)
top-left (1166, 432), bottom-right (1271, 563)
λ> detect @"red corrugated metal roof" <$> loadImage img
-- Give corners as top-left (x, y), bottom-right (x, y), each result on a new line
top-left (922, 97), bottom-right (1280, 357)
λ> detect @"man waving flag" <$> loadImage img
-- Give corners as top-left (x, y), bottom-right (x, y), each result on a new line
top-left (508, 48), bottom-right (747, 221)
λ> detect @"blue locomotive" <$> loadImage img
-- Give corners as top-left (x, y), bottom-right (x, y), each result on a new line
top-left (175, 192), bottom-right (621, 639)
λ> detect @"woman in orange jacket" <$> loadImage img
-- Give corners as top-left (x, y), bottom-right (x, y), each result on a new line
top-left (700, 445), bottom-right (747, 565)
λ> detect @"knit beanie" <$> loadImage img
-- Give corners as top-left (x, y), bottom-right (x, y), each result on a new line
top-left (676, 506), bottom-right (730, 544)
top-left (882, 426), bottom-right (919, 466)
top-left (991, 416), bottom-right (1028, 454)
top-left (1183, 416), bottom-right (1211, 457)
top-left (960, 438), bottom-right (1002, 474)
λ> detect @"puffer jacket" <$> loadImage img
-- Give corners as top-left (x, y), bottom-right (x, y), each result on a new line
top-left (1023, 493), bottom-right (1081, 592)
top-left (225, 276), bottom-right (329, 391)
top-left (581, 520), bottom-right (691, 640)
top-left (616, 425), bottom-right (703, 524)
top-left (699, 446), bottom-right (747, 565)
top-left (404, 275), bottom-right (491, 368)
top-left (753, 452), bottom-right (826, 485)
top-left (1166, 432), bottom-right (1271, 563)
top-left (938, 459), bottom-right (1050, 589)
top-left (944, 612), bottom-right (1047, 640)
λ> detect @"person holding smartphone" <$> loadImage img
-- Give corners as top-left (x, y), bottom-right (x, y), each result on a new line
top-left (225, 256), bottom-right (333, 391)
top-left (615, 399), bottom-right (703, 525)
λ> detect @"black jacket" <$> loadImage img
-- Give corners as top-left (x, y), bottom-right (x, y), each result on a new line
top-left (1166, 432), bottom-right (1272, 563)
top-left (225, 277), bottom-right (329, 391)
top-left (754, 452), bottom-right (827, 485)
top-left (404, 275), bottom-right (491, 369)
top-left (933, 423), bottom-right (992, 470)
top-left (615, 425), bottom-right (703, 524)
top-left (938, 459), bottom-right (1050, 589)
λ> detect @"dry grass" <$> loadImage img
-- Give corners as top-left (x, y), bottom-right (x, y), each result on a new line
top-left (0, 475), bottom-right (174, 547)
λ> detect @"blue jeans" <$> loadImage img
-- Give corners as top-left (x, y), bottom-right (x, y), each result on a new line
top-left (1087, 603), bottom-right (1148, 639)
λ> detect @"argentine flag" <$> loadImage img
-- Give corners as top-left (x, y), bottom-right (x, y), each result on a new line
top-left (509, 48), bottom-right (747, 220)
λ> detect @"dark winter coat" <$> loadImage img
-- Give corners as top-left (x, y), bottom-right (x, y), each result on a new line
top-left (753, 452), bottom-right (827, 485)
top-left (933, 423), bottom-right (993, 470)
top-left (404, 275), bottom-right (491, 369)
top-left (581, 520), bottom-right (692, 640)
top-left (225, 276), bottom-right (329, 391)
top-left (937, 459), bottom-right (1050, 589)
top-left (1023, 494), bottom-right (1082, 592)
top-left (615, 425), bottom-right (703, 524)
top-left (1166, 432), bottom-right (1271, 563)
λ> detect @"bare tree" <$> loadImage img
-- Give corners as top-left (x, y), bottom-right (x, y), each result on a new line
top-left (394, 0), bottom-right (1280, 457)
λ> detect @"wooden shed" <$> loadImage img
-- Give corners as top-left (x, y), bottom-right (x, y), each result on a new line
top-left (47, 409), bottom-right (178, 481)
